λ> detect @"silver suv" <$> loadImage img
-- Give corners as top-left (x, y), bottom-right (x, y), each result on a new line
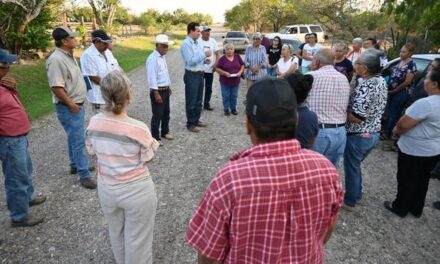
top-left (222, 31), bottom-right (250, 52)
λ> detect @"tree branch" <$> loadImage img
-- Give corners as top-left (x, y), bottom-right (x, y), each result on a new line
top-left (0, 0), bottom-right (30, 12)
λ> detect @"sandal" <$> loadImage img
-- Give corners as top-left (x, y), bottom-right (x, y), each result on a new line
top-left (382, 142), bottom-right (399, 152)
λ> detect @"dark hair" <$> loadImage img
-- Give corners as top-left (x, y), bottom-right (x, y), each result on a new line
top-left (429, 67), bottom-right (440, 88)
top-left (272, 36), bottom-right (282, 47)
top-left (247, 116), bottom-right (296, 141)
top-left (55, 40), bottom-right (63, 47)
top-left (187, 22), bottom-right (200, 34)
top-left (404, 42), bottom-right (416, 53)
top-left (432, 58), bottom-right (440, 69)
top-left (309, 32), bottom-right (318, 41)
top-left (366, 37), bottom-right (380, 49)
top-left (284, 73), bottom-right (314, 104)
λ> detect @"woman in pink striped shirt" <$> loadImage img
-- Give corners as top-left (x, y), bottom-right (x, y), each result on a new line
top-left (86, 70), bottom-right (159, 264)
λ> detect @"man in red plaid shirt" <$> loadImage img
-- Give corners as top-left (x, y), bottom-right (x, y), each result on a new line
top-left (186, 78), bottom-right (343, 264)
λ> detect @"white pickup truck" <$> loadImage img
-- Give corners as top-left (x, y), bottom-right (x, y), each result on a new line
top-left (267, 24), bottom-right (326, 43)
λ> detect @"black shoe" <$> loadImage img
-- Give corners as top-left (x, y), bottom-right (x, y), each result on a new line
top-left (204, 105), bottom-right (214, 111)
top-left (383, 201), bottom-right (406, 217)
top-left (80, 178), bottom-right (97, 189)
top-left (231, 110), bottom-right (238, 115)
top-left (70, 166), bottom-right (96, 175)
top-left (11, 215), bottom-right (44, 227)
top-left (29, 194), bottom-right (46, 207)
top-left (433, 201), bottom-right (440, 210)
top-left (224, 110), bottom-right (230, 116)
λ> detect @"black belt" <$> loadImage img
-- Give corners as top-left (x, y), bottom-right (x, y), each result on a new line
top-left (185, 70), bottom-right (204, 76)
top-left (319, 123), bottom-right (345, 129)
top-left (57, 102), bottom-right (84, 106)
top-left (157, 86), bottom-right (169, 91)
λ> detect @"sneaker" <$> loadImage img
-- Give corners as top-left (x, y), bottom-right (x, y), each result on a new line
top-left (196, 121), bottom-right (207, 127)
top-left (231, 110), bottom-right (238, 115)
top-left (70, 166), bottom-right (96, 175)
top-left (224, 110), bottom-right (230, 116)
top-left (163, 133), bottom-right (174, 140)
top-left (80, 178), bottom-right (97, 189)
top-left (29, 194), bottom-right (46, 207)
top-left (157, 140), bottom-right (164, 146)
top-left (11, 215), bottom-right (44, 227)
top-left (188, 126), bottom-right (200, 133)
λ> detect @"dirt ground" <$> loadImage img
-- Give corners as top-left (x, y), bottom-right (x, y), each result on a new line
top-left (0, 48), bottom-right (439, 264)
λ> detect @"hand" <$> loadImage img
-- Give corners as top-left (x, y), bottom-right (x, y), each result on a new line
top-left (205, 50), bottom-right (212, 57)
top-left (168, 88), bottom-right (172, 95)
top-left (225, 72), bottom-right (231, 78)
top-left (1, 76), bottom-right (17, 91)
top-left (154, 93), bottom-right (163, 104)
top-left (69, 103), bottom-right (80, 113)
top-left (388, 89), bottom-right (398, 96)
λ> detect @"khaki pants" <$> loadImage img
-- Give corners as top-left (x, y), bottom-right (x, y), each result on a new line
top-left (98, 177), bottom-right (157, 264)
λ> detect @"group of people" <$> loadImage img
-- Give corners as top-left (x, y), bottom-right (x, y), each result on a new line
top-left (0, 20), bottom-right (439, 264)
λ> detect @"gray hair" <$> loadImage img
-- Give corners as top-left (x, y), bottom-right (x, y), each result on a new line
top-left (223, 42), bottom-right (235, 50)
top-left (100, 70), bottom-right (131, 115)
top-left (353, 37), bottom-right (363, 44)
top-left (334, 42), bottom-right (348, 53)
top-left (315, 48), bottom-right (335, 66)
top-left (252, 32), bottom-right (262, 40)
top-left (357, 48), bottom-right (381, 75)
top-left (282, 44), bottom-right (292, 53)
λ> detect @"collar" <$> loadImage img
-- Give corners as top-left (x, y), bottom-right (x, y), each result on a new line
top-left (185, 36), bottom-right (198, 44)
top-left (230, 139), bottom-right (301, 161)
top-left (55, 47), bottom-right (74, 58)
top-left (153, 49), bottom-right (163, 57)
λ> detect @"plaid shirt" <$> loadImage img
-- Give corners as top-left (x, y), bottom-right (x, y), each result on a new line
top-left (186, 139), bottom-right (343, 264)
top-left (306, 65), bottom-right (351, 124)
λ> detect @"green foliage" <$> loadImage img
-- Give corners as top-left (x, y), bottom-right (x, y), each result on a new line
top-left (69, 6), bottom-right (95, 22)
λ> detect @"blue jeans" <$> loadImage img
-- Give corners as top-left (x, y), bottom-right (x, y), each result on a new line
top-left (220, 84), bottom-right (239, 111)
top-left (384, 90), bottom-right (409, 136)
top-left (312, 126), bottom-right (346, 167)
top-left (0, 136), bottom-right (34, 222)
top-left (343, 132), bottom-right (379, 207)
top-left (203, 72), bottom-right (214, 107)
top-left (267, 67), bottom-right (277, 77)
top-left (184, 71), bottom-right (204, 128)
top-left (55, 103), bottom-right (90, 179)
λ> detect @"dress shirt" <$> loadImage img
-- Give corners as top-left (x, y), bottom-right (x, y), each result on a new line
top-left (307, 65), bottom-right (351, 124)
top-left (244, 45), bottom-right (267, 81)
top-left (146, 50), bottom-right (171, 90)
top-left (180, 36), bottom-right (205, 72)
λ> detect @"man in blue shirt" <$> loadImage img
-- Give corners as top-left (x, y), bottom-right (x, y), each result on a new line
top-left (180, 22), bottom-right (212, 132)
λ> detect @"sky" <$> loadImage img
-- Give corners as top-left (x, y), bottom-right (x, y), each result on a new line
top-left (121, 0), bottom-right (240, 23)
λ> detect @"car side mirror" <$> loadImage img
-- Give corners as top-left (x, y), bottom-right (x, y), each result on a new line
top-left (222, 36), bottom-right (225, 38)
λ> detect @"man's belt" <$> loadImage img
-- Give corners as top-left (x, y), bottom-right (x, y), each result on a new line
top-left (157, 86), bottom-right (169, 91)
top-left (56, 101), bottom-right (84, 106)
top-left (319, 123), bottom-right (345, 129)
top-left (185, 70), bottom-right (204, 76)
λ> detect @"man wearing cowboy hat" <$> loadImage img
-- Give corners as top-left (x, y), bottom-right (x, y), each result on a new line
top-left (146, 34), bottom-right (175, 145)
top-left (0, 49), bottom-right (47, 227)
top-left (80, 29), bottom-right (120, 113)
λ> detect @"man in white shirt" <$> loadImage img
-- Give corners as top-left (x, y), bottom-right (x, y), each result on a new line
top-left (80, 30), bottom-right (119, 112)
top-left (146, 34), bottom-right (174, 145)
top-left (199, 26), bottom-right (220, 111)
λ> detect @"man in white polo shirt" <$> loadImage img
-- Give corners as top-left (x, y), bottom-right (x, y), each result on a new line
top-left (146, 34), bottom-right (174, 145)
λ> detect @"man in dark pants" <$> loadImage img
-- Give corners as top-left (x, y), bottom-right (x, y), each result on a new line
top-left (180, 22), bottom-right (212, 132)
top-left (146, 34), bottom-right (174, 145)
top-left (199, 26), bottom-right (220, 111)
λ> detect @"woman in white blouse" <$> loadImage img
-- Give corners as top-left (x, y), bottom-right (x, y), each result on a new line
top-left (276, 44), bottom-right (298, 78)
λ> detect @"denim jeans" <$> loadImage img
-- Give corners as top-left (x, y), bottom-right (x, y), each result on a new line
top-left (220, 84), bottom-right (239, 111)
top-left (150, 90), bottom-right (170, 140)
top-left (0, 136), bottom-right (34, 222)
top-left (55, 103), bottom-right (90, 179)
top-left (384, 90), bottom-right (409, 136)
top-left (343, 132), bottom-right (379, 207)
top-left (312, 126), bottom-right (347, 167)
top-left (203, 72), bottom-right (213, 107)
top-left (183, 71), bottom-right (204, 128)
top-left (267, 67), bottom-right (277, 77)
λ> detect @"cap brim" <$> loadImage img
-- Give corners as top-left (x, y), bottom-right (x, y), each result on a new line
top-left (70, 31), bottom-right (79, 38)
top-left (101, 39), bottom-right (113, 43)
top-left (0, 53), bottom-right (17, 64)
top-left (152, 41), bottom-right (174, 45)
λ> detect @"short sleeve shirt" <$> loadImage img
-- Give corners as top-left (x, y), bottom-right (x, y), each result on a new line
top-left (397, 95), bottom-right (440, 156)
top-left (389, 60), bottom-right (417, 90)
top-left (334, 58), bottom-right (353, 80)
top-left (267, 45), bottom-right (281, 66)
top-left (296, 106), bottom-right (319, 149)
top-left (244, 45), bottom-right (267, 80)
top-left (200, 38), bottom-right (220, 73)
top-left (46, 48), bottom-right (87, 104)
top-left (302, 43), bottom-right (321, 67)
top-left (276, 56), bottom-right (298, 75)
top-left (216, 54), bottom-right (244, 86)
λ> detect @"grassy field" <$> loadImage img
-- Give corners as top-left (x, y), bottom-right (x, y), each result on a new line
top-left (9, 35), bottom-right (183, 120)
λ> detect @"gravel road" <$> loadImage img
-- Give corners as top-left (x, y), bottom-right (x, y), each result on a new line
top-left (0, 48), bottom-right (439, 264)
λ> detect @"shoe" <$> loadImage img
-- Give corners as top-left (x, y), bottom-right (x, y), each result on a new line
top-left (341, 203), bottom-right (355, 212)
top-left (383, 201), bottom-right (406, 217)
top-left (433, 201), bottom-right (440, 210)
top-left (224, 110), bottom-right (230, 116)
top-left (163, 133), bottom-right (173, 140)
top-left (188, 126), bottom-right (200, 133)
top-left (11, 215), bottom-right (44, 227)
top-left (231, 110), bottom-right (238, 115)
top-left (196, 121), bottom-right (207, 127)
top-left (29, 194), bottom-right (46, 207)
top-left (204, 105), bottom-right (214, 111)
top-left (70, 166), bottom-right (96, 175)
top-left (80, 178), bottom-right (97, 189)
top-left (158, 140), bottom-right (164, 146)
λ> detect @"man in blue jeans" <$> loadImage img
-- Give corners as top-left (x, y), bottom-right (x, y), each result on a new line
top-left (180, 22), bottom-right (212, 132)
top-left (46, 27), bottom-right (96, 189)
top-left (0, 49), bottom-right (46, 227)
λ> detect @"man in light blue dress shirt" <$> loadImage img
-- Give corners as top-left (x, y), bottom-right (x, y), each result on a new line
top-left (180, 22), bottom-right (212, 133)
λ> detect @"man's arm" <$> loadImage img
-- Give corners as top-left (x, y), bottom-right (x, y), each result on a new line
top-left (180, 41), bottom-right (206, 67)
top-left (51, 86), bottom-right (80, 113)
top-left (197, 252), bottom-right (222, 264)
top-left (323, 223), bottom-right (336, 244)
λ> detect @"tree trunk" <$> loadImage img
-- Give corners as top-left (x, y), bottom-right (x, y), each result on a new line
top-left (88, 0), bottom-right (103, 27)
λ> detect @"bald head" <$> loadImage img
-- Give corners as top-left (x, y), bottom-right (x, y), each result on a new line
top-left (314, 48), bottom-right (336, 67)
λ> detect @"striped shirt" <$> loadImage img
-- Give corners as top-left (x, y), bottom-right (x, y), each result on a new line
top-left (244, 45), bottom-right (267, 81)
top-left (186, 139), bottom-right (343, 264)
top-left (86, 113), bottom-right (159, 186)
top-left (307, 66), bottom-right (351, 124)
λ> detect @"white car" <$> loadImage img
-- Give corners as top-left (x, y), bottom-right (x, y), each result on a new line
top-left (267, 24), bottom-right (326, 43)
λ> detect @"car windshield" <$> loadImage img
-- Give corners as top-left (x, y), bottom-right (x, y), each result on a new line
top-left (226, 32), bottom-right (246, 38)
top-left (310, 26), bottom-right (322, 32)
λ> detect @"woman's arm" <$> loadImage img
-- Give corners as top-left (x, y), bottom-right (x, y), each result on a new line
top-left (389, 72), bottom-right (415, 95)
top-left (392, 115), bottom-right (420, 138)
top-left (215, 67), bottom-right (230, 77)
top-left (347, 112), bottom-right (364, 123)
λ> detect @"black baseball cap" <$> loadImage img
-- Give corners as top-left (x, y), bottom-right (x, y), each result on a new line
top-left (52, 26), bottom-right (79, 41)
top-left (91, 30), bottom-right (112, 43)
top-left (246, 78), bottom-right (297, 125)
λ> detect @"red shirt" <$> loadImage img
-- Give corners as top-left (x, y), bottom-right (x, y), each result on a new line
top-left (186, 139), bottom-right (343, 264)
top-left (0, 85), bottom-right (30, 136)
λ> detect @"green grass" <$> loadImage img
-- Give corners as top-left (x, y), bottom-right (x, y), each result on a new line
top-left (9, 35), bottom-right (184, 120)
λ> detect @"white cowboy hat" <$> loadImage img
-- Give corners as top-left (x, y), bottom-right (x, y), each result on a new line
top-left (152, 34), bottom-right (174, 45)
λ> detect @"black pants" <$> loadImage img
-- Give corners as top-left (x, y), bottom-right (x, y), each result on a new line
top-left (392, 151), bottom-right (440, 216)
top-left (150, 90), bottom-right (170, 140)
top-left (203, 72), bottom-right (213, 107)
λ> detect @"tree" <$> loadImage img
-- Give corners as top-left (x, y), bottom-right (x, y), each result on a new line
top-left (225, 1), bottom-right (254, 31)
top-left (87, 0), bottom-right (121, 32)
top-left (264, 0), bottom-right (297, 32)
top-left (138, 11), bottom-right (154, 34)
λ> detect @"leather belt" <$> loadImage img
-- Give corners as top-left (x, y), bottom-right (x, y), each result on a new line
top-left (157, 86), bottom-right (169, 91)
top-left (56, 101), bottom-right (84, 106)
top-left (319, 123), bottom-right (345, 129)
top-left (185, 70), bottom-right (204, 76)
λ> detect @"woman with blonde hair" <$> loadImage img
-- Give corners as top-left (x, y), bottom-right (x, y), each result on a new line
top-left (86, 70), bottom-right (159, 264)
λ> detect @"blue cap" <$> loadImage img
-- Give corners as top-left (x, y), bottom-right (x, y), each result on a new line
top-left (0, 49), bottom-right (17, 65)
